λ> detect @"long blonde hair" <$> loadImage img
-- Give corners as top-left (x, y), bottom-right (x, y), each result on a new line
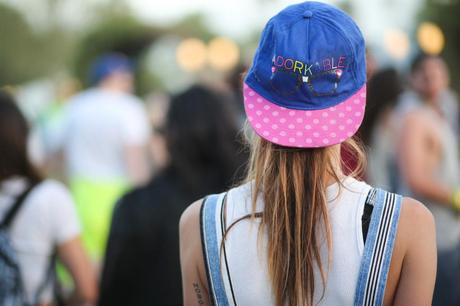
top-left (245, 133), bottom-right (365, 306)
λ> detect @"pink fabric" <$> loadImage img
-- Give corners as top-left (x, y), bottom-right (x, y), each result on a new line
top-left (243, 83), bottom-right (366, 148)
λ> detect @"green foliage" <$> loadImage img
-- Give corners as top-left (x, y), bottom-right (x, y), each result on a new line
top-left (168, 13), bottom-right (216, 42)
top-left (0, 3), bottom-right (41, 85)
top-left (72, 14), bottom-right (161, 88)
top-left (1, 0), bottom-right (222, 94)
top-left (73, 10), bottom-right (217, 94)
top-left (0, 3), bottom-right (76, 86)
top-left (337, 0), bottom-right (354, 15)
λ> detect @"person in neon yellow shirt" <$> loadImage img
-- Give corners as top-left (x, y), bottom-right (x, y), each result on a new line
top-left (52, 53), bottom-right (150, 264)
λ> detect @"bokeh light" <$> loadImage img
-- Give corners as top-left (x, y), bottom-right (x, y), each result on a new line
top-left (176, 38), bottom-right (207, 72)
top-left (207, 37), bottom-right (240, 71)
top-left (383, 29), bottom-right (410, 60)
top-left (417, 22), bottom-right (445, 55)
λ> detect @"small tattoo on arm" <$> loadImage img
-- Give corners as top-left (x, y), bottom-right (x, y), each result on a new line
top-left (193, 282), bottom-right (205, 305)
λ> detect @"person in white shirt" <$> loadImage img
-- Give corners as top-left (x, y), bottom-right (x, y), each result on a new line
top-left (0, 90), bottom-right (97, 306)
top-left (51, 53), bottom-right (151, 263)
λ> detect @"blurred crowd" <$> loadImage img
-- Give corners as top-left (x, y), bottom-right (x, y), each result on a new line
top-left (1, 49), bottom-right (460, 306)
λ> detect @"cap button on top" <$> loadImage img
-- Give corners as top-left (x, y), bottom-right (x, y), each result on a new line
top-left (303, 10), bottom-right (313, 18)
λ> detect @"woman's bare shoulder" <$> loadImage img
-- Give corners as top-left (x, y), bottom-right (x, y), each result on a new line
top-left (400, 197), bottom-right (435, 235)
top-left (385, 197), bottom-right (437, 305)
top-left (384, 196), bottom-right (436, 305)
top-left (180, 199), bottom-right (204, 240)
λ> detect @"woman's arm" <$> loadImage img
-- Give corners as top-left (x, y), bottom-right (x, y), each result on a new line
top-left (392, 197), bottom-right (437, 306)
top-left (180, 200), bottom-right (212, 306)
top-left (58, 236), bottom-right (98, 305)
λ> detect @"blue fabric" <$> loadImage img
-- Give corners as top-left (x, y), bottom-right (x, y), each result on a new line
top-left (202, 194), bottom-right (229, 306)
top-left (89, 53), bottom-right (133, 85)
top-left (354, 189), bottom-right (385, 306)
top-left (375, 193), bottom-right (401, 305)
top-left (245, 1), bottom-right (366, 110)
top-left (354, 189), bottom-right (402, 306)
top-left (0, 230), bottom-right (24, 306)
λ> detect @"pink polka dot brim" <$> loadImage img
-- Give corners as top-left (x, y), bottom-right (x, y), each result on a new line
top-left (244, 83), bottom-right (366, 148)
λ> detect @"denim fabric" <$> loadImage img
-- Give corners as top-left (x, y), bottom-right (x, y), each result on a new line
top-left (375, 193), bottom-right (401, 305)
top-left (354, 189), bottom-right (402, 306)
top-left (203, 194), bottom-right (229, 306)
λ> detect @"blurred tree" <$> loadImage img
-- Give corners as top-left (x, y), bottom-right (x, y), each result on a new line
top-left (168, 13), bottom-right (215, 42)
top-left (337, 0), bottom-right (354, 15)
top-left (420, 0), bottom-right (460, 89)
top-left (73, 5), bottom-right (216, 94)
top-left (72, 10), bottom-right (162, 94)
top-left (0, 2), bottom-right (76, 86)
top-left (0, 3), bottom-right (37, 85)
top-left (2, 0), bottom-right (224, 93)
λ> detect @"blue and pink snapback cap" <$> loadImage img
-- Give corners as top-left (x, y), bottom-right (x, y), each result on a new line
top-left (244, 1), bottom-right (366, 148)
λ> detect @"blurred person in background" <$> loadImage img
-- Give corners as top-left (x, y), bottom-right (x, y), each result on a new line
top-left (52, 53), bottom-right (151, 264)
top-left (0, 90), bottom-right (97, 306)
top-left (98, 85), bottom-right (248, 306)
top-left (362, 68), bottom-right (403, 191)
top-left (34, 77), bottom-right (81, 178)
top-left (397, 54), bottom-right (459, 132)
top-left (145, 92), bottom-right (170, 173)
top-left (340, 49), bottom-right (379, 179)
top-left (225, 64), bottom-right (248, 125)
top-left (396, 54), bottom-right (460, 306)
top-left (366, 48), bottom-right (378, 80)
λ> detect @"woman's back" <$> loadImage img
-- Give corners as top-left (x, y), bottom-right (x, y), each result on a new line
top-left (181, 179), bottom-right (436, 306)
top-left (219, 178), bottom-right (370, 305)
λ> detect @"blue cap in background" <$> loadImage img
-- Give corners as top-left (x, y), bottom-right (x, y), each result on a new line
top-left (89, 53), bottom-right (134, 85)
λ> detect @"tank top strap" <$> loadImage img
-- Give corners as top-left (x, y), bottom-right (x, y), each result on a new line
top-left (200, 193), bottom-right (230, 306)
top-left (354, 188), bottom-right (402, 306)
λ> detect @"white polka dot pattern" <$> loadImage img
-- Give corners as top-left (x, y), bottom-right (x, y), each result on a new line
top-left (243, 84), bottom-right (366, 148)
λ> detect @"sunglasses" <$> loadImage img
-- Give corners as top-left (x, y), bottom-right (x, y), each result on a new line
top-left (269, 67), bottom-right (343, 97)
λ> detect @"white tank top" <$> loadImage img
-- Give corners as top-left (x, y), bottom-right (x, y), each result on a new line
top-left (216, 176), bottom-right (372, 305)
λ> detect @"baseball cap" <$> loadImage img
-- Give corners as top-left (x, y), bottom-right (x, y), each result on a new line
top-left (244, 1), bottom-right (366, 148)
top-left (89, 53), bottom-right (134, 85)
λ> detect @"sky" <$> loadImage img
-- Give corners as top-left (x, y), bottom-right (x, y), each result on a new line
top-left (129, 0), bottom-right (424, 45)
top-left (128, 0), bottom-right (340, 40)
top-left (4, 0), bottom-right (338, 40)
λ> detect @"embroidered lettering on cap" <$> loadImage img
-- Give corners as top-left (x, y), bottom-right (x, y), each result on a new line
top-left (272, 55), bottom-right (347, 79)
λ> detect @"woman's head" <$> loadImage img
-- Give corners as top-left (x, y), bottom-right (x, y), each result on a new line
top-left (242, 2), bottom-right (367, 305)
top-left (0, 90), bottom-right (41, 183)
top-left (164, 85), bottom-right (247, 196)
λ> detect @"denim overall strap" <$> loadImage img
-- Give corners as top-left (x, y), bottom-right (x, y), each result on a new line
top-left (200, 193), bottom-right (229, 306)
top-left (354, 188), bottom-right (402, 306)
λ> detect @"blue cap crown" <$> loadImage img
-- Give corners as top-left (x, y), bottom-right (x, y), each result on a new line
top-left (245, 1), bottom-right (366, 110)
